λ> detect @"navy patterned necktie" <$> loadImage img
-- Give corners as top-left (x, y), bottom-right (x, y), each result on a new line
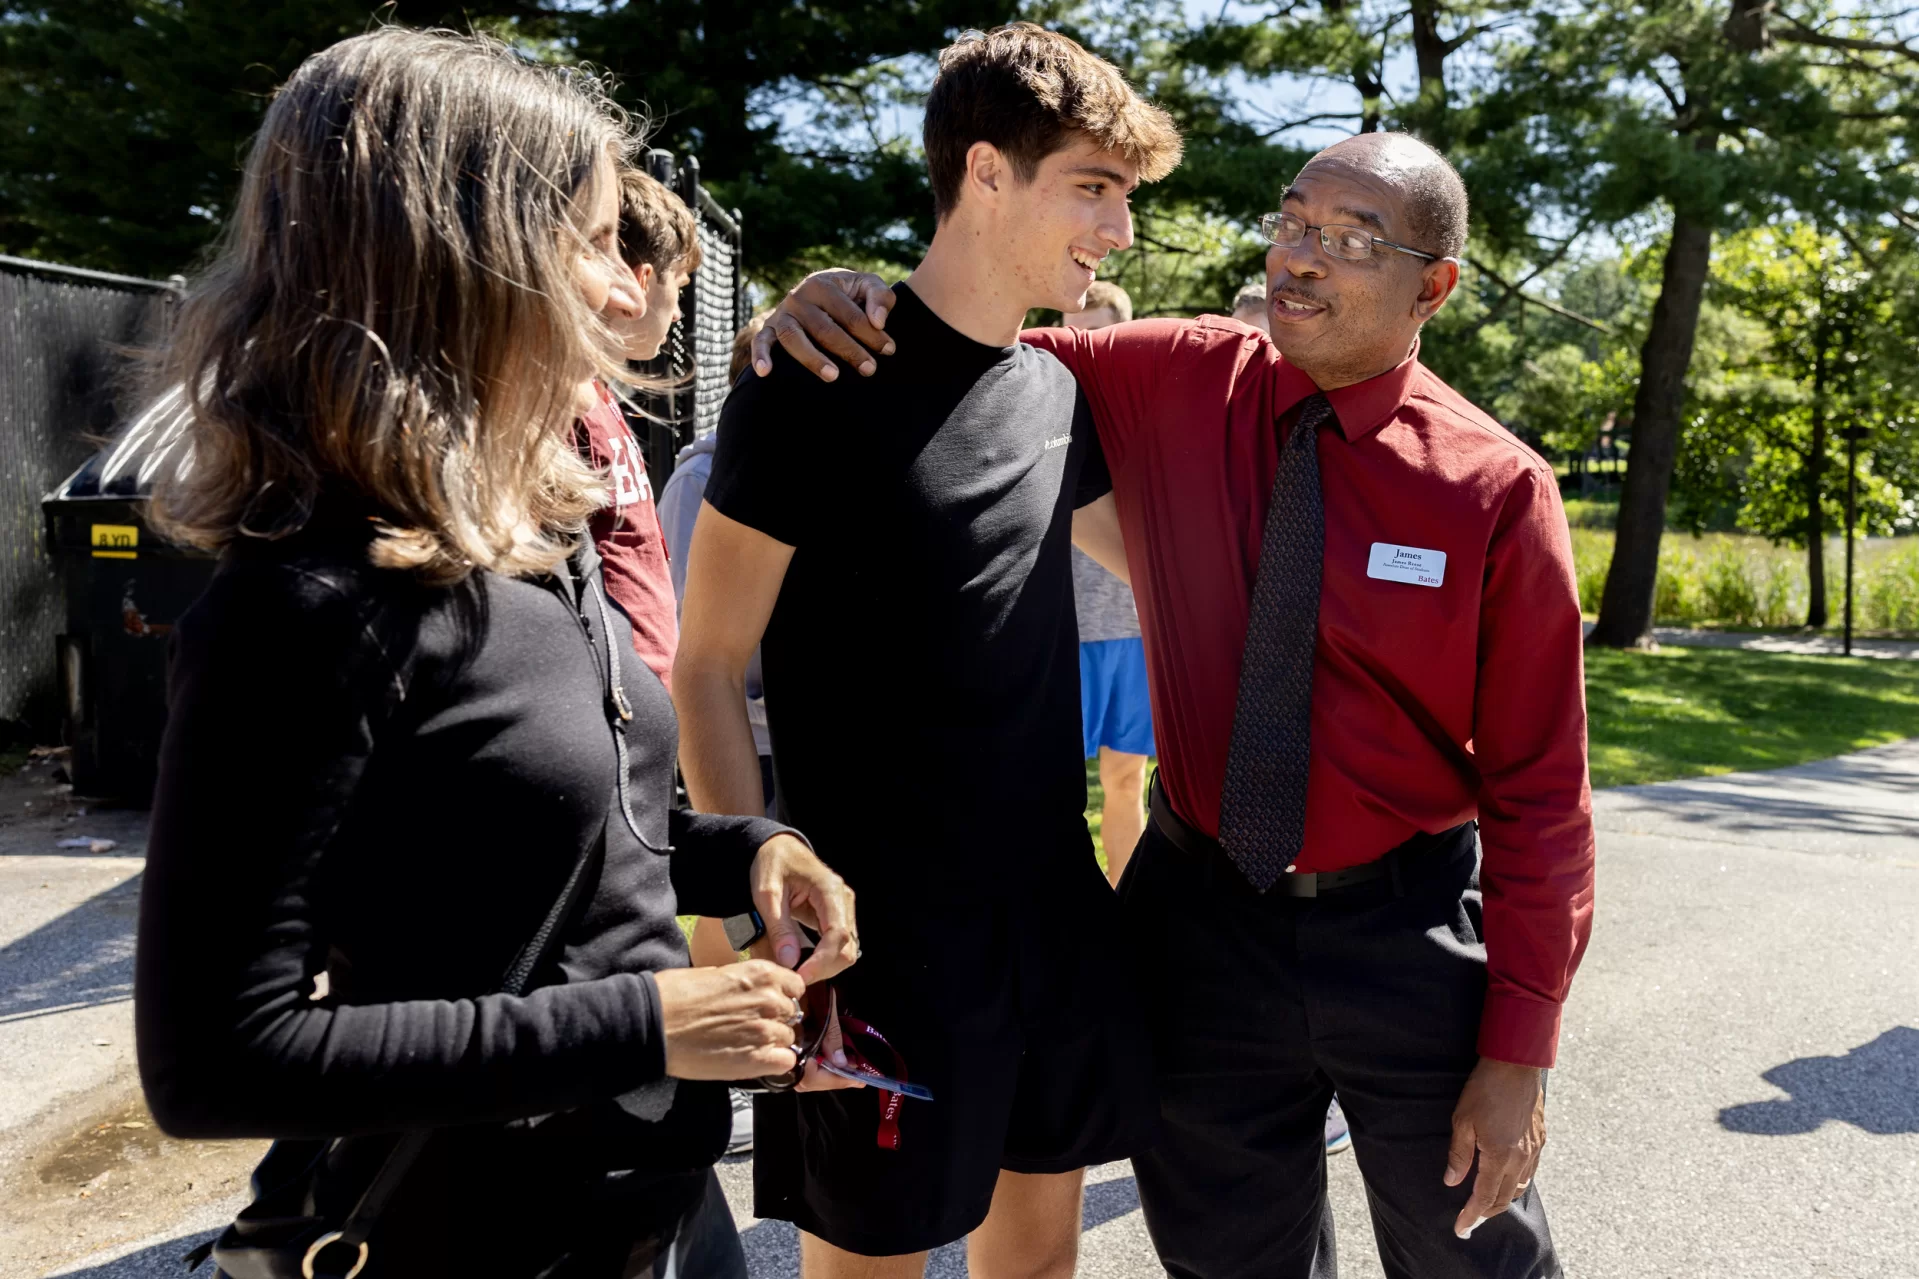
top-left (1218, 392), bottom-right (1333, 891)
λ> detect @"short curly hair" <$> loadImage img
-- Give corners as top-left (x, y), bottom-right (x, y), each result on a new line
top-left (924, 23), bottom-right (1181, 222)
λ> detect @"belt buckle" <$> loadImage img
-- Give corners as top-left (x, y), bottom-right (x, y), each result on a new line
top-left (1287, 868), bottom-right (1317, 898)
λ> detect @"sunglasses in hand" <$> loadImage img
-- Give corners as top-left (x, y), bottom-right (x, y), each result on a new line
top-left (755, 982), bottom-right (934, 1101)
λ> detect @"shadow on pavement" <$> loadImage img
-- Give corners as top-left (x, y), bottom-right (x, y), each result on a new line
top-left (1083, 1174), bottom-right (1141, 1228)
top-left (736, 1175), bottom-right (1141, 1276)
top-left (1603, 783), bottom-right (1919, 841)
top-left (1719, 1026), bottom-right (1919, 1136)
top-left (0, 872), bottom-right (140, 1025)
top-left (43, 1227), bottom-right (218, 1278)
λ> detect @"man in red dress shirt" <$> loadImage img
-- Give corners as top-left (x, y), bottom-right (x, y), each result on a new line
top-left (758, 131), bottom-right (1593, 1279)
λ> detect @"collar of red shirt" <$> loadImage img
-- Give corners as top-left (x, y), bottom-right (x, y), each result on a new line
top-left (1271, 339), bottom-right (1423, 444)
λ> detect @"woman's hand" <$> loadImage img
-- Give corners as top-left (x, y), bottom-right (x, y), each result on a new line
top-left (655, 961), bottom-right (806, 1080)
top-left (749, 834), bottom-right (859, 984)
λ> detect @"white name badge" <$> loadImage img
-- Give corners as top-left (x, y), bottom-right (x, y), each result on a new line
top-left (1367, 542), bottom-right (1446, 588)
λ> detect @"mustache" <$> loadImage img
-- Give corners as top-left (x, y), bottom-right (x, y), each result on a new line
top-left (1271, 287), bottom-right (1328, 309)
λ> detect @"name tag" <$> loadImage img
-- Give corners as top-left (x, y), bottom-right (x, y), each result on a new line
top-left (1367, 542), bottom-right (1446, 588)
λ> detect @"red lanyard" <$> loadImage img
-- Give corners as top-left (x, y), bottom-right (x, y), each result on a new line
top-left (837, 1010), bottom-right (910, 1150)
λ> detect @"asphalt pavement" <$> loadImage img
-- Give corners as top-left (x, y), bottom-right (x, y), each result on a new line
top-left (16, 740), bottom-right (1919, 1277)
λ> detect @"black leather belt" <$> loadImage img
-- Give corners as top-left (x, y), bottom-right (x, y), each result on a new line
top-left (1148, 776), bottom-right (1468, 898)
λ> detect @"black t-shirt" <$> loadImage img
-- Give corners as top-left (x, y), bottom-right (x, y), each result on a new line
top-left (707, 284), bottom-right (1111, 891)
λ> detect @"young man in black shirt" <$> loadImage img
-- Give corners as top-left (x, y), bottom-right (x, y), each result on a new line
top-left (675, 23), bottom-right (1181, 1278)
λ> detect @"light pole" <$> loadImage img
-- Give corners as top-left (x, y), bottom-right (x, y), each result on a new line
top-left (1842, 425), bottom-right (1866, 657)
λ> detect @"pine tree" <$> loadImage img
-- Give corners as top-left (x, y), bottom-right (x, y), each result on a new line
top-left (1476, 0), bottom-right (1918, 646)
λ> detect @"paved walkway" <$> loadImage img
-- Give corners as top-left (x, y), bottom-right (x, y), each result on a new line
top-left (17, 742), bottom-right (1919, 1277)
top-left (1582, 621), bottom-right (1919, 659)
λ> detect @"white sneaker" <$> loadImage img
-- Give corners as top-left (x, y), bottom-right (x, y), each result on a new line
top-left (726, 1088), bottom-right (754, 1155)
top-left (1324, 1097), bottom-right (1352, 1155)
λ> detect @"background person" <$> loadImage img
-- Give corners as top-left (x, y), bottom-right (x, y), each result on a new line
top-left (660, 313), bottom-right (777, 831)
top-left (664, 313), bottom-right (778, 961)
top-left (577, 166), bottom-right (700, 686)
top-left (1058, 280), bottom-right (1153, 886)
top-left (661, 315), bottom-right (776, 1153)
top-left (1062, 276), bottom-right (1349, 1158)
top-left (133, 30), bottom-right (855, 1278)
top-left (1230, 280), bottom-right (1271, 332)
top-left (607, 167), bottom-right (699, 365)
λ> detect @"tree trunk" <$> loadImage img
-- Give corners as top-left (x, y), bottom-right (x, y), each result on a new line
top-left (1409, 0), bottom-right (1448, 92)
top-left (1805, 342), bottom-right (1829, 628)
top-left (1723, 0), bottom-right (1772, 52)
top-left (1355, 64), bottom-right (1385, 133)
top-left (1586, 215), bottom-right (1715, 648)
top-left (1405, 0), bottom-right (1453, 143)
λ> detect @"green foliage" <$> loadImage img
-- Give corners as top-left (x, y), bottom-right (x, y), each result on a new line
top-left (0, 0), bottom-right (1014, 278)
top-left (1676, 224), bottom-right (1919, 544)
top-left (1582, 646), bottom-right (1919, 787)
top-left (572, 0), bottom-right (1024, 275)
top-left (1569, 528), bottom-right (1919, 631)
top-left (1856, 540), bottom-right (1919, 631)
top-left (1099, 204), bottom-right (1263, 318)
top-left (0, 0), bottom-right (509, 273)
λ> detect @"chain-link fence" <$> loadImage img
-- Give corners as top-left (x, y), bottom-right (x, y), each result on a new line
top-left (0, 255), bottom-right (176, 737)
top-left (634, 149), bottom-right (750, 496)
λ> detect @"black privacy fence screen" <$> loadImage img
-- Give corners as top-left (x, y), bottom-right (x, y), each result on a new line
top-left (6, 154), bottom-right (746, 800)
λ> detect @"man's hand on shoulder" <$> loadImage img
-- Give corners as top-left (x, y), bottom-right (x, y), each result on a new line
top-left (752, 270), bottom-right (897, 383)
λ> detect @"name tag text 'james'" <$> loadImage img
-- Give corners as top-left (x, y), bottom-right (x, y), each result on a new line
top-left (1366, 542), bottom-right (1446, 588)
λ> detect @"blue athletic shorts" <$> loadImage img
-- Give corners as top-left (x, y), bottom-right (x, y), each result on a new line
top-left (1080, 637), bottom-right (1155, 758)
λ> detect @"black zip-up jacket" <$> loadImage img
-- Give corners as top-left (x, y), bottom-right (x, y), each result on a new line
top-left (135, 512), bottom-right (789, 1165)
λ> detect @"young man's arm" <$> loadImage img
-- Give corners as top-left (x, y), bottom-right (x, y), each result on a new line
top-left (1072, 495), bottom-right (1129, 584)
top-left (675, 502), bottom-right (792, 820)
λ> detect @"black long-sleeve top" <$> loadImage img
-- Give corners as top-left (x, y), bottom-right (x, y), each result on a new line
top-left (135, 511), bottom-right (789, 1161)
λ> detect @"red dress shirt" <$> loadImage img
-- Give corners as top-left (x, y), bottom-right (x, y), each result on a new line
top-left (1026, 318), bottom-right (1596, 1068)
top-left (577, 384), bottom-right (678, 686)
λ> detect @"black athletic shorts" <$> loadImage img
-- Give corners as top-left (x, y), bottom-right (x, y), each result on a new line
top-left (752, 837), bottom-right (1158, 1256)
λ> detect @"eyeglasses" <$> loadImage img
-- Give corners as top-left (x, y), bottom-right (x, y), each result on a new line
top-left (1258, 212), bottom-right (1442, 263)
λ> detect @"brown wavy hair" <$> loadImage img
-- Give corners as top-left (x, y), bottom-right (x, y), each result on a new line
top-left (925, 23), bottom-right (1182, 222)
top-left (149, 27), bottom-right (636, 582)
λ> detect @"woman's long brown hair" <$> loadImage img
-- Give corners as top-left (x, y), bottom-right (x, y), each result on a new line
top-left (149, 27), bottom-right (635, 582)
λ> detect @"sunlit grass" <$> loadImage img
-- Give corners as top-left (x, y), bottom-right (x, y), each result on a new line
top-left (1583, 647), bottom-right (1919, 786)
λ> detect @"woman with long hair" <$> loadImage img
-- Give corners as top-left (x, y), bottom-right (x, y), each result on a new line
top-left (134, 28), bottom-right (856, 1277)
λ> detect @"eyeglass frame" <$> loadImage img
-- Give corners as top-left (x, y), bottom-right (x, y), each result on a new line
top-left (1258, 212), bottom-right (1446, 264)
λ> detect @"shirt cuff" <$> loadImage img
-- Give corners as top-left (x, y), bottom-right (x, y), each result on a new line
top-left (633, 969), bottom-right (669, 1082)
top-left (666, 810), bottom-right (801, 918)
top-left (1476, 991), bottom-right (1564, 1069)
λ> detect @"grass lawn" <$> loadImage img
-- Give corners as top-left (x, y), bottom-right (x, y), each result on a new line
top-left (1081, 648), bottom-right (1919, 847)
top-left (1582, 646), bottom-right (1919, 787)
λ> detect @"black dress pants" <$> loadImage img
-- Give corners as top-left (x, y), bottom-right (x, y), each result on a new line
top-left (1115, 819), bottom-right (1560, 1279)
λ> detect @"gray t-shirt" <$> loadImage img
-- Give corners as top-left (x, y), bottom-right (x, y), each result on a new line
top-left (1072, 547), bottom-right (1139, 642)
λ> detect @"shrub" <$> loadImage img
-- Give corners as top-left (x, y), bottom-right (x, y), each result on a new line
top-left (1858, 541), bottom-right (1919, 631)
top-left (1565, 530), bottom-right (1919, 631)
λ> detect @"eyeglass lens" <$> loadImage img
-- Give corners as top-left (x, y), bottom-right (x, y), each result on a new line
top-left (1261, 214), bottom-right (1377, 261)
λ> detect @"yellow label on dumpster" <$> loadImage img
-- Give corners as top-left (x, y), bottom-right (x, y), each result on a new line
top-left (91, 524), bottom-right (139, 559)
